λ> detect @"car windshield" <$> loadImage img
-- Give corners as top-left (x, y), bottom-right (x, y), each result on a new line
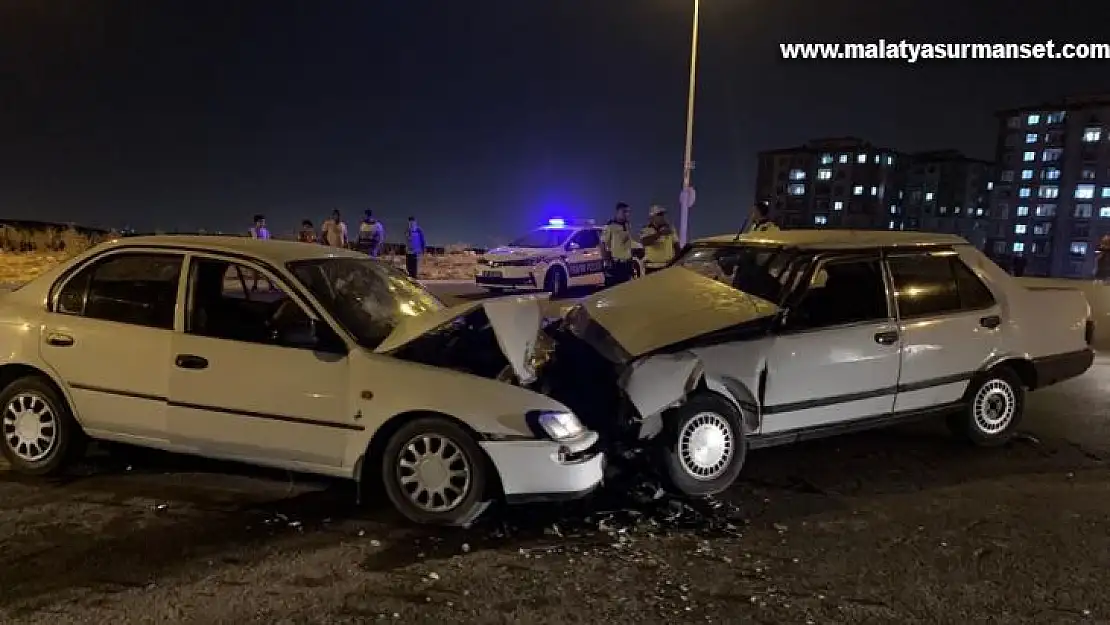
top-left (288, 257), bottom-right (445, 350)
top-left (508, 228), bottom-right (572, 248)
top-left (672, 243), bottom-right (801, 304)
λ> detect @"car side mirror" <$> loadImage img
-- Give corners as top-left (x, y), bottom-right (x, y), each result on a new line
top-left (566, 241), bottom-right (580, 251)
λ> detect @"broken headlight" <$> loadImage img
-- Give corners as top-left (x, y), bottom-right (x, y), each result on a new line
top-left (536, 410), bottom-right (585, 441)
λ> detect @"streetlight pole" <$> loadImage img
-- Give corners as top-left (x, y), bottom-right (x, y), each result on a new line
top-left (678, 0), bottom-right (700, 246)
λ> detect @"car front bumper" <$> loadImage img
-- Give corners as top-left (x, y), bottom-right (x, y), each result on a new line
top-left (479, 431), bottom-right (604, 503)
top-left (475, 266), bottom-right (539, 287)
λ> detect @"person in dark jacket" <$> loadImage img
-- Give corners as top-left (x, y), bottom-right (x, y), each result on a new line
top-left (405, 216), bottom-right (426, 278)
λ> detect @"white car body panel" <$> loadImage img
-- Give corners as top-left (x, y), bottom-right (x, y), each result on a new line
top-left (0, 236), bottom-right (604, 502)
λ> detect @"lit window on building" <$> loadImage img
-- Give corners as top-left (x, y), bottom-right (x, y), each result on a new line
top-left (1042, 148), bottom-right (1063, 162)
top-left (1043, 168), bottom-right (1061, 180)
top-left (1021, 169), bottom-right (1033, 180)
top-left (1075, 184), bottom-right (1096, 199)
top-left (1075, 204), bottom-right (1093, 218)
top-left (1033, 222), bottom-right (1051, 235)
top-left (888, 220), bottom-right (896, 229)
top-left (1101, 206), bottom-right (1110, 218)
top-left (814, 215), bottom-right (828, 225)
top-left (1025, 133), bottom-right (1038, 143)
top-left (819, 153), bottom-right (834, 165)
top-left (885, 155), bottom-right (895, 166)
top-left (1023, 151), bottom-right (1036, 162)
top-left (870, 186), bottom-right (878, 196)
top-left (853, 185), bottom-right (864, 195)
top-left (833, 201), bottom-right (844, 211)
top-left (1083, 127), bottom-right (1102, 143)
top-left (925, 191), bottom-right (935, 201)
top-left (976, 208), bottom-right (985, 216)
top-left (1017, 205), bottom-right (1030, 216)
top-left (1013, 242), bottom-right (1025, 252)
top-left (857, 153), bottom-right (867, 164)
top-left (1027, 114), bottom-right (1041, 125)
top-left (1035, 204), bottom-right (1056, 217)
top-left (1070, 241), bottom-right (1089, 256)
top-left (890, 205), bottom-right (898, 214)
top-left (1046, 111), bottom-right (1066, 124)
top-left (838, 153), bottom-right (849, 164)
top-left (817, 168), bottom-right (832, 180)
top-left (1038, 185), bottom-right (1059, 199)
top-left (788, 183), bottom-right (806, 196)
top-left (874, 154), bottom-right (881, 164)
top-left (789, 169), bottom-right (806, 181)
top-left (1102, 187), bottom-right (1110, 198)
top-left (1019, 187), bottom-right (1031, 198)
top-left (987, 181), bottom-right (994, 190)
top-left (1082, 168), bottom-right (1098, 180)
top-left (1015, 224), bottom-right (1027, 234)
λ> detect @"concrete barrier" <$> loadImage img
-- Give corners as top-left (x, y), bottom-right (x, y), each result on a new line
top-left (1017, 277), bottom-right (1110, 349)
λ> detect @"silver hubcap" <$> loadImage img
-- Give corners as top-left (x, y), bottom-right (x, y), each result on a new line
top-left (973, 379), bottom-right (1016, 434)
top-left (678, 412), bottom-right (734, 480)
top-left (2, 392), bottom-right (58, 462)
top-left (397, 434), bottom-right (472, 512)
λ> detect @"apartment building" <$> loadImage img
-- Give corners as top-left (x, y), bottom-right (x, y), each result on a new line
top-left (900, 150), bottom-right (997, 248)
top-left (754, 138), bottom-right (902, 230)
top-left (991, 95), bottom-right (1110, 277)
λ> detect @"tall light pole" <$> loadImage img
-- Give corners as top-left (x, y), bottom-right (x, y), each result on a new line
top-left (678, 0), bottom-right (700, 246)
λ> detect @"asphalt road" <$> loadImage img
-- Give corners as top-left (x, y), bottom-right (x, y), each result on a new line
top-left (1, 282), bottom-right (1109, 623)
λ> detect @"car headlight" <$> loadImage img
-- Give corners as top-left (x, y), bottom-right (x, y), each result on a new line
top-left (536, 410), bottom-right (585, 441)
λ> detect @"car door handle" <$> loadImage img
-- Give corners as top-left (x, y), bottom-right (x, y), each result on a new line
top-left (174, 354), bottom-right (209, 370)
top-left (45, 333), bottom-right (74, 347)
top-left (980, 315), bottom-right (1001, 329)
top-left (874, 331), bottom-right (899, 345)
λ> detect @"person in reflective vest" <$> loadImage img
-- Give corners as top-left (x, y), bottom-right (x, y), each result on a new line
top-left (640, 205), bottom-right (679, 274)
top-left (745, 200), bottom-right (780, 233)
top-left (600, 202), bottom-right (635, 287)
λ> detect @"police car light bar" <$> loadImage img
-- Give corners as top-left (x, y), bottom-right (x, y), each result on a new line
top-left (545, 218), bottom-right (595, 227)
top-left (547, 218), bottom-right (566, 226)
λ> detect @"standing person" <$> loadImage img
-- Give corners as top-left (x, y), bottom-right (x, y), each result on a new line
top-left (321, 210), bottom-right (348, 248)
top-left (744, 200), bottom-right (780, 233)
top-left (1096, 234), bottom-right (1110, 280)
top-left (357, 209), bottom-right (385, 257)
top-left (639, 205), bottom-right (680, 274)
top-left (249, 214), bottom-right (270, 239)
top-left (405, 216), bottom-right (426, 278)
top-left (297, 219), bottom-right (317, 243)
top-left (600, 202), bottom-right (635, 287)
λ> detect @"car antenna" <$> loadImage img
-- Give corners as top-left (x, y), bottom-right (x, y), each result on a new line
top-left (733, 217), bottom-right (750, 241)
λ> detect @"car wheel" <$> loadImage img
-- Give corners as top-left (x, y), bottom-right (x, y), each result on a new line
top-left (380, 417), bottom-right (490, 525)
top-left (544, 267), bottom-right (568, 297)
top-left (947, 367), bottom-right (1025, 447)
top-left (658, 393), bottom-right (746, 497)
top-left (0, 376), bottom-right (86, 476)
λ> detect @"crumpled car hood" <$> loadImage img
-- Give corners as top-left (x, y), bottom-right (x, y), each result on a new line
top-left (375, 294), bottom-right (547, 383)
top-left (567, 267), bottom-right (779, 361)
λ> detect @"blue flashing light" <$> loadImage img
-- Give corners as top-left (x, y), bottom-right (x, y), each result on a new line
top-left (547, 218), bottom-right (566, 227)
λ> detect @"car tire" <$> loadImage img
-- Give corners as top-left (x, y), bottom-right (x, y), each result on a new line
top-left (0, 375), bottom-right (86, 476)
top-left (658, 392), bottom-right (746, 497)
top-left (544, 267), bottom-right (568, 298)
top-left (380, 417), bottom-right (490, 525)
top-left (947, 366), bottom-right (1025, 447)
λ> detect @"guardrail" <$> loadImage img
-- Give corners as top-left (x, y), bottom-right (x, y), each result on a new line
top-left (1017, 277), bottom-right (1110, 349)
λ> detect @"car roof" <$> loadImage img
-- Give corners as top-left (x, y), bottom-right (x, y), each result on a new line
top-left (692, 229), bottom-right (969, 250)
top-left (93, 235), bottom-right (368, 264)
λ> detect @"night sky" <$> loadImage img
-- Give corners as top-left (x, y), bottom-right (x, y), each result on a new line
top-left (2, 0), bottom-right (1109, 246)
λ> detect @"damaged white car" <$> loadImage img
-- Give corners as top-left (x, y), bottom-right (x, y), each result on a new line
top-left (523, 230), bottom-right (1095, 496)
top-left (0, 236), bottom-right (603, 525)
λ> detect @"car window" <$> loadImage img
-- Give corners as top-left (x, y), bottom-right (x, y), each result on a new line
top-left (788, 258), bottom-right (888, 330)
top-left (674, 244), bottom-right (801, 304)
top-left (187, 257), bottom-right (313, 348)
top-left (952, 260), bottom-right (996, 309)
top-left (887, 253), bottom-right (971, 318)
top-left (571, 229), bottom-right (601, 249)
top-left (55, 252), bottom-right (183, 329)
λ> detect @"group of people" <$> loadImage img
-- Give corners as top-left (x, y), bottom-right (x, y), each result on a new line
top-left (597, 199), bottom-right (779, 287)
top-left (248, 210), bottom-right (427, 278)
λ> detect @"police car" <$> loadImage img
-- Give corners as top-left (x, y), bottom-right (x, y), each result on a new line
top-left (475, 219), bottom-right (644, 296)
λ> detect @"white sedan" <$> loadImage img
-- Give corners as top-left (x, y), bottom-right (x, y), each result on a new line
top-left (0, 236), bottom-right (603, 525)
